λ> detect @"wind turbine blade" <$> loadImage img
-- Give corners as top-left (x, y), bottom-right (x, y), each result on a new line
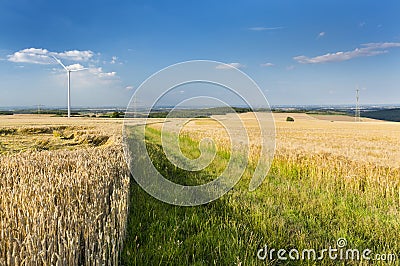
top-left (51, 55), bottom-right (68, 70)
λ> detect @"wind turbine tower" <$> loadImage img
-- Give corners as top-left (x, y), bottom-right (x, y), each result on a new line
top-left (52, 56), bottom-right (87, 118)
top-left (355, 86), bottom-right (360, 122)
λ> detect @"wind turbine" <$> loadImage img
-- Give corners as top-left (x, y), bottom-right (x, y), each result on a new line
top-left (52, 55), bottom-right (87, 118)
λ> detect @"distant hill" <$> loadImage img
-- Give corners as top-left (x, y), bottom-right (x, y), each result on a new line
top-left (362, 108), bottom-right (400, 122)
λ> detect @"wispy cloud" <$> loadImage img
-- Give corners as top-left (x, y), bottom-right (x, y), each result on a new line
top-left (248, 26), bottom-right (283, 31)
top-left (260, 62), bottom-right (274, 67)
top-left (286, 65), bottom-right (295, 71)
top-left (294, 42), bottom-right (400, 64)
top-left (125, 85), bottom-right (134, 91)
top-left (215, 62), bottom-right (245, 70)
top-left (363, 42), bottom-right (400, 49)
top-left (8, 48), bottom-right (94, 64)
top-left (317, 31), bottom-right (325, 39)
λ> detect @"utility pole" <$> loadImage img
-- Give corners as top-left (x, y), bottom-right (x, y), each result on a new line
top-left (355, 86), bottom-right (360, 122)
top-left (37, 104), bottom-right (44, 114)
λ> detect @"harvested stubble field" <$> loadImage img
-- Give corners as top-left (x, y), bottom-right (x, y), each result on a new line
top-left (1, 113), bottom-right (400, 265)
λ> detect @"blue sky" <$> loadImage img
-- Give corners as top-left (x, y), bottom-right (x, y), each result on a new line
top-left (0, 0), bottom-right (399, 107)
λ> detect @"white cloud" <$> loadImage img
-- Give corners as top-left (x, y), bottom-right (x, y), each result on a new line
top-left (100, 72), bottom-right (117, 78)
top-left (317, 32), bottom-right (325, 39)
top-left (56, 50), bottom-right (93, 61)
top-left (110, 56), bottom-right (118, 64)
top-left (260, 62), bottom-right (274, 67)
top-left (215, 62), bottom-right (245, 70)
top-left (66, 63), bottom-right (86, 71)
top-left (8, 48), bottom-right (94, 64)
top-left (8, 48), bottom-right (52, 64)
top-left (248, 26), bottom-right (283, 31)
top-left (88, 67), bottom-right (116, 78)
top-left (294, 42), bottom-right (400, 64)
top-left (9, 47), bottom-right (118, 80)
top-left (53, 66), bottom-right (119, 92)
top-left (125, 85), bottom-right (134, 91)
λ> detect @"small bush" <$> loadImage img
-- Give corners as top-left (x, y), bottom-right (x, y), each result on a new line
top-left (286, 116), bottom-right (294, 122)
top-left (110, 112), bottom-right (125, 118)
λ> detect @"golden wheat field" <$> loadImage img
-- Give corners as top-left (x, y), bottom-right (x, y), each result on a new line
top-left (0, 115), bottom-right (129, 265)
top-left (1, 113), bottom-right (400, 264)
top-left (174, 112), bottom-right (400, 168)
top-left (155, 112), bottom-right (400, 215)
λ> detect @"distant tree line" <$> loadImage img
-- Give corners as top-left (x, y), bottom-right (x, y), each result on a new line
top-left (362, 108), bottom-right (400, 122)
top-left (148, 107), bottom-right (252, 118)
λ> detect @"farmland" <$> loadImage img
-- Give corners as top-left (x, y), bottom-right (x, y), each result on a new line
top-left (1, 113), bottom-right (400, 265)
top-left (0, 115), bottom-right (129, 265)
